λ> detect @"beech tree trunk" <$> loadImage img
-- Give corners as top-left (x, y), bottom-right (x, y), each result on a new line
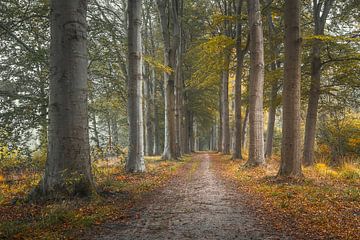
top-left (156, 0), bottom-right (179, 160)
top-left (264, 6), bottom-right (280, 159)
top-left (246, 0), bottom-right (265, 166)
top-left (126, 0), bottom-right (146, 173)
top-left (265, 80), bottom-right (278, 158)
top-left (278, 0), bottom-right (302, 177)
top-left (233, 0), bottom-right (246, 160)
top-left (218, 93), bottom-right (223, 152)
top-left (241, 105), bottom-right (249, 149)
top-left (303, 0), bottom-right (334, 166)
top-left (221, 51), bottom-right (231, 154)
top-left (33, 0), bottom-right (94, 198)
top-left (144, 66), bottom-right (154, 156)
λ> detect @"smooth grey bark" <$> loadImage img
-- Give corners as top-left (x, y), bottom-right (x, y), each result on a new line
top-left (218, 92), bottom-right (223, 153)
top-left (33, 0), bottom-right (94, 198)
top-left (189, 112), bottom-right (195, 152)
top-left (174, 0), bottom-right (183, 157)
top-left (153, 88), bottom-right (161, 155)
top-left (144, 65), bottom-right (154, 156)
top-left (182, 107), bottom-right (191, 154)
top-left (265, 80), bottom-right (278, 158)
top-left (126, 0), bottom-right (145, 173)
top-left (303, 0), bottom-right (335, 166)
top-left (220, 1), bottom-right (231, 155)
top-left (221, 51), bottom-right (231, 154)
top-left (241, 105), bottom-right (249, 149)
top-left (156, 0), bottom-right (178, 160)
top-left (233, 0), bottom-right (248, 160)
top-left (278, 0), bottom-right (302, 177)
top-left (246, 0), bottom-right (265, 166)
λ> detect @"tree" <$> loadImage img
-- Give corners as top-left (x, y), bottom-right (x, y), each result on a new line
top-left (33, 0), bottom-right (94, 198)
top-left (156, 0), bottom-right (180, 160)
top-left (232, 0), bottom-right (249, 160)
top-left (220, 1), bottom-right (232, 155)
top-left (278, 0), bottom-right (302, 177)
top-left (126, 0), bottom-right (146, 172)
top-left (246, 0), bottom-right (265, 166)
top-left (303, 0), bottom-right (335, 166)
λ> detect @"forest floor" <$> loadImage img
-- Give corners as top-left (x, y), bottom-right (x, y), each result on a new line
top-left (86, 152), bottom-right (289, 240)
top-left (87, 152), bottom-right (359, 240)
top-left (0, 152), bottom-right (359, 239)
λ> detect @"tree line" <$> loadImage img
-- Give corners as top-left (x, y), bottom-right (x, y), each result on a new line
top-left (0, 0), bottom-right (359, 198)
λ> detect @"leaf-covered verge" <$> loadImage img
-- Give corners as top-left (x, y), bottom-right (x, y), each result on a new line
top-left (216, 154), bottom-right (360, 240)
top-left (0, 156), bottom-right (191, 239)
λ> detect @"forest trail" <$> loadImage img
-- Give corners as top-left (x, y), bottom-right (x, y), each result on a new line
top-left (89, 153), bottom-right (289, 240)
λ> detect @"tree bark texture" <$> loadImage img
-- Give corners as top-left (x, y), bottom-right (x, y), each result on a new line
top-left (126, 0), bottom-right (146, 173)
top-left (232, 0), bottom-right (246, 160)
top-left (35, 0), bottom-right (94, 198)
top-left (246, 0), bottom-right (265, 166)
top-left (279, 0), bottom-right (302, 177)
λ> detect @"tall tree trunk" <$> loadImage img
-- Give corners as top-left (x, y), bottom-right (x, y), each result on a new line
top-left (278, 0), bottom-right (302, 177)
top-left (153, 89), bottom-right (161, 155)
top-left (144, 65), bottom-right (154, 156)
top-left (241, 105), bottom-right (249, 149)
top-left (265, 80), bottom-right (278, 158)
top-left (221, 51), bottom-right (231, 154)
top-left (246, 0), bottom-right (265, 166)
top-left (189, 112), bottom-right (194, 152)
top-left (303, 0), bottom-right (334, 166)
top-left (174, 0), bottom-right (183, 157)
top-left (182, 108), bottom-right (191, 154)
top-left (218, 93), bottom-right (223, 152)
top-left (126, 0), bottom-right (145, 172)
top-left (33, 0), bottom-right (94, 198)
top-left (264, 4), bottom-right (280, 159)
top-left (156, 0), bottom-right (179, 160)
top-left (233, 0), bottom-right (246, 160)
top-left (92, 114), bottom-right (100, 149)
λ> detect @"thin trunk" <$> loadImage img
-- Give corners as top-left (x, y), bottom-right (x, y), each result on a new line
top-left (189, 112), bottom-right (194, 152)
top-left (265, 81), bottom-right (278, 158)
top-left (246, 0), bottom-right (265, 166)
top-left (157, 0), bottom-right (178, 160)
top-left (92, 114), bottom-right (100, 149)
top-left (183, 108), bottom-right (191, 154)
top-left (154, 91), bottom-right (161, 155)
top-left (34, 0), bottom-right (94, 198)
top-left (126, 0), bottom-right (145, 172)
top-left (144, 65), bottom-right (155, 156)
top-left (303, 0), bottom-right (334, 166)
top-left (278, 0), bottom-right (302, 177)
top-left (218, 91), bottom-right (223, 152)
top-left (265, 4), bottom-right (280, 159)
top-left (221, 51), bottom-right (231, 154)
top-left (233, 0), bottom-right (246, 160)
top-left (241, 105), bottom-right (249, 149)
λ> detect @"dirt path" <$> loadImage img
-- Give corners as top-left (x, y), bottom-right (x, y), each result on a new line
top-left (90, 153), bottom-right (289, 240)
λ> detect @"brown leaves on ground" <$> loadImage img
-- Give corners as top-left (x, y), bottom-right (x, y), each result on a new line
top-left (0, 156), bottom-right (191, 239)
top-left (214, 154), bottom-right (360, 240)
